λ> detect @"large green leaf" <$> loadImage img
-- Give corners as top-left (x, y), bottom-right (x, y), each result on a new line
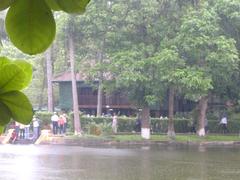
top-left (45, 0), bottom-right (61, 11)
top-left (56, 0), bottom-right (90, 14)
top-left (0, 126), bottom-right (4, 134)
top-left (5, 0), bottom-right (56, 55)
top-left (13, 60), bottom-right (33, 86)
top-left (0, 63), bottom-right (26, 94)
top-left (0, 0), bottom-right (13, 10)
top-left (0, 56), bottom-right (11, 69)
top-left (0, 91), bottom-right (33, 124)
top-left (0, 102), bottom-right (12, 126)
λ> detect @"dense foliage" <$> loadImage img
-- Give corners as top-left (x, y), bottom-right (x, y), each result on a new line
top-left (0, 0), bottom-right (91, 131)
top-left (1, 0), bottom-right (90, 54)
top-left (0, 0), bottom-right (240, 136)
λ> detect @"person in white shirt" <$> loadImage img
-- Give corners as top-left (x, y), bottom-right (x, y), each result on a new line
top-left (219, 114), bottom-right (228, 134)
top-left (112, 113), bottom-right (118, 134)
top-left (51, 112), bottom-right (59, 135)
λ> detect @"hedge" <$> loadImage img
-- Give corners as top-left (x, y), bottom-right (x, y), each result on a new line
top-left (34, 111), bottom-right (240, 134)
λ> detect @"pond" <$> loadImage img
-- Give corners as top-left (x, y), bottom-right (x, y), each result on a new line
top-left (0, 144), bottom-right (240, 180)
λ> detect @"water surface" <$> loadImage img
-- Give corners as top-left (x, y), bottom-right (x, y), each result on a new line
top-left (0, 144), bottom-right (240, 180)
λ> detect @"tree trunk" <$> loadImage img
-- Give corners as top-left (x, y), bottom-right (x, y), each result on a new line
top-left (96, 51), bottom-right (103, 117)
top-left (197, 96), bottom-right (208, 136)
top-left (38, 73), bottom-right (46, 110)
top-left (69, 32), bottom-right (81, 135)
top-left (97, 80), bottom-right (103, 117)
top-left (167, 87), bottom-right (176, 138)
top-left (141, 106), bottom-right (150, 139)
top-left (37, 57), bottom-right (46, 110)
top-left (45, 47), bottom-right (53, 112)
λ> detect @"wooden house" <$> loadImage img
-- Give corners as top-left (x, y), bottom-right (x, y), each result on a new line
top-left (52, 71), bottom-right (136, 116)
top-left (53, 72), bottom-right (195, 117)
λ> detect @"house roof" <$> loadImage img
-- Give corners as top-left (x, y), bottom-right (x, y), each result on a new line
top-left (52, 71), bottom-right (86, 82)
top-left (52, 70), bottom-right (112, 83)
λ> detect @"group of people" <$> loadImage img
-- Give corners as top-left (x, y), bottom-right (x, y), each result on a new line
top-left (10, 115), bottom-right (40, 143)
top-left (9, 111), bottom-right (68, 143)
top-left (51, 112), bottom-right (68, 135)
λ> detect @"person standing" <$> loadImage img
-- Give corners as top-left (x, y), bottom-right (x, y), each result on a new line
top-left (24, 123), bottom-right (30, 139)
top-left (112, 113), bottom-right (118, 134)
top-left (51, 112), bottom-right (59, 135)
top-left (58, 114), bottom-right (65, 135)
top-left (32, 116), bottom-right (40, 140)
top-left (219, 114), bottom-right (228, 134)
top-left (19, 123), bottom-right (25, 139)
top-left (135, 115), bottom-right (141, 133)
top-left (204, 118), bottom-right (208, 134)
top-left (14, 121), bottom-right (20, 140)
top-left (62, 113), bottom-right (68, 134)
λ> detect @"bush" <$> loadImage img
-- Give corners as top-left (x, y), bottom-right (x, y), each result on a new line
top-left (35, 111), bottom-right (52, 129)
top-left (34, 111), bottom-right (240, 134)
top-left (78, 116), bottom-right (191, 134)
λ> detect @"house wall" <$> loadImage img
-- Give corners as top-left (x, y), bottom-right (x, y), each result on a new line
top-left (57, 82), bottom-right (196, 117)
top-left (59, 82), bottom-right (73, 110)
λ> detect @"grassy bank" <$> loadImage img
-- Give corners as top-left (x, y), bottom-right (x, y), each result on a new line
top-left (79, 134), bottom-right (240, 142)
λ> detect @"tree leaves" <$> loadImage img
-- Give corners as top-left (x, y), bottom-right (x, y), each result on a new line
top-left (0, 102), bottom-right (12, 126)
top-left (45, 0), bottom-right (61, 11)
top-left (0, 57), bottom-right (33, 126)
top-left (56, 0), bottom-right (90, 14)
top-left (0, 0), bottom-right (92, 132)
top-left (0, 63), bottom-right (26, 94)
top-left (5, 0), bottom-right (56, 55)
top-left (0, 91), bottom-right (33, 124)
top-left (0, 0), bottom-right (13, 10)
top-left (13, 60), bottom-right (33, 86)
top-left (2, 0), bottom-right (91, 55)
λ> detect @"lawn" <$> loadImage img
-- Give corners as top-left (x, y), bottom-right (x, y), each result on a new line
top-left (65, 133), bottom-right (240, 143)
top-left (108, 134), bottom-right (240, 142)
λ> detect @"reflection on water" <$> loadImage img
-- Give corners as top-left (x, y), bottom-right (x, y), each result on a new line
top-left (0, 144), bottom-right (240, 180)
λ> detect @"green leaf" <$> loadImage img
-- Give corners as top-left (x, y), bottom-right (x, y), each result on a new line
top-left (0, 63), bottom-right (26, 94)
top-left (0, 56), bottom-right (11, 69)
top-left (0, 0), bottom-right (13, 10)
top-left (13, 60), bottom-right (33, 86)
top-left (56, 0), bottom-right (90, 14)
top-left (45, 0), bottom-right (61, 11)
top-left (5, 0), bottom-right (56, 55)
top-left (0, 126), bottom-right (4, 134)
top-left (0, 91), bottom-right (33, 124)
top-left (0, 102), bottom-right (12, 126)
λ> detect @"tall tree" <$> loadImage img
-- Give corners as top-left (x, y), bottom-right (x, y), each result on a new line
top-left (45, 47), bottom-right (53, 112)
top-left (177, 3), bottom-right (239, 136)
top-left (68, 16), bottom-right (81, 135)
top-left (73, 0), bottom-right (114, 116)
top-left (151, 49), bottom-right (185, 138)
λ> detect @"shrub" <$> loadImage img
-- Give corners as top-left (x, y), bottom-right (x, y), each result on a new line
top-left (34, 111), bottom-right (240, 134)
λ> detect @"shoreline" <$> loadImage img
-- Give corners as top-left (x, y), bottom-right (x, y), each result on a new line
top-left (2, 129), bottom-right (240, 147)
top-left (37, 135), bottom-right (240, 147)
